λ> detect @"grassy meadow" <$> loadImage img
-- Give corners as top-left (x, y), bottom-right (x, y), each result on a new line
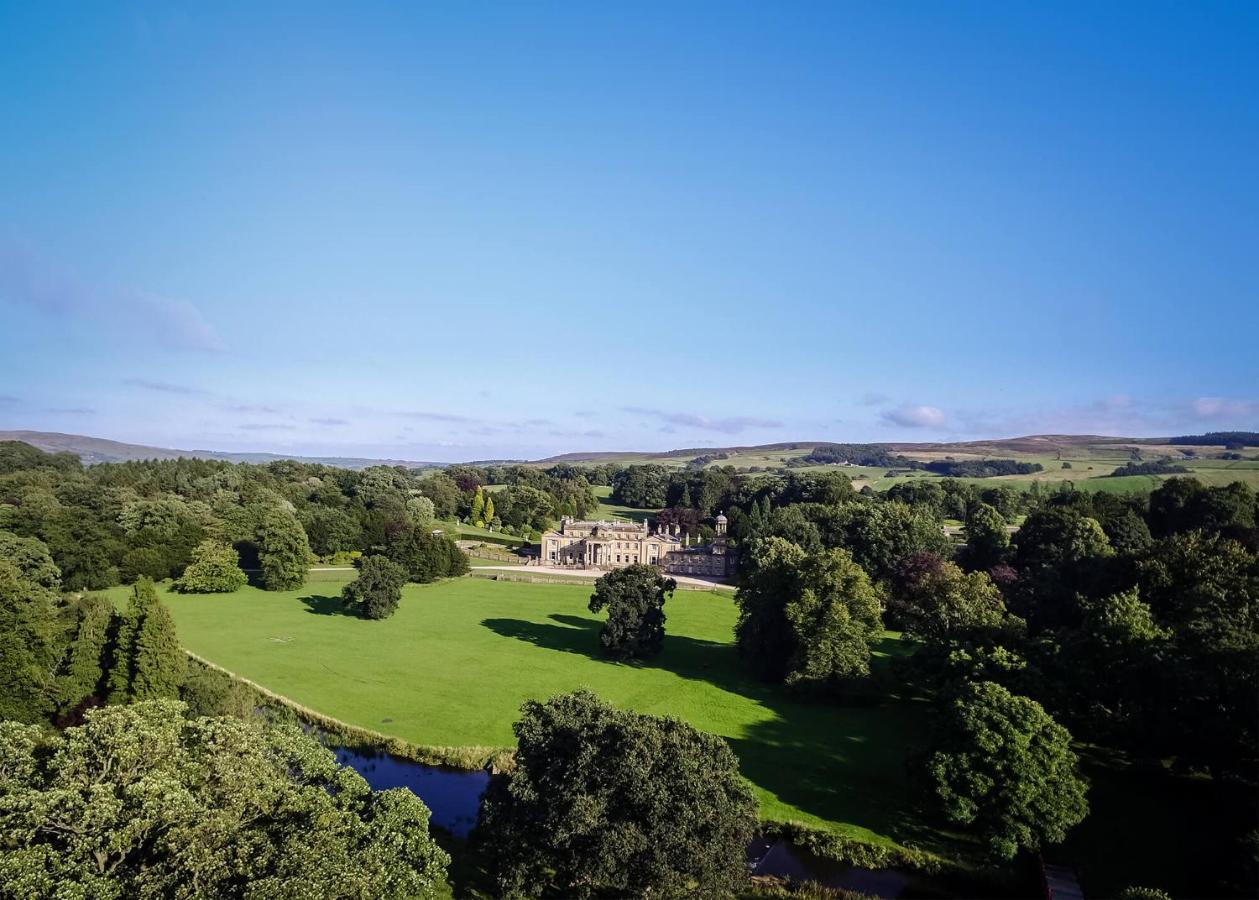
top-left (567, 442), bottom-right (1259, 496)
top-left (107, 572), bottom-right (948, 855)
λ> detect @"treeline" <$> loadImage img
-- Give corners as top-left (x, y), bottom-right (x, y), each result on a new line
top-left (0, 539), bottom-right (450, 894)
top-left (0, 442), bottom-right (614, 594)
top-left (786, 443), bottom-right (922, 468)
top-left (1107, 459), bottom-right (1191, 477)
top-left (611, 460), bottom-right (1045, 522)
top-left (1169, 431), bottom-right (1259, 447)
top-left (924, 458), bottom-right (1044, 478)
top-left (587, 460), bottom-right (1256, 886)
top-left (723, 472), bottom-right (1257, 889)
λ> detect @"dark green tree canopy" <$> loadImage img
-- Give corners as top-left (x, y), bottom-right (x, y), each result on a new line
top-left (735, 537), bottom-right (883, 692)
top-left (735, 535), bottom-right (809, 682)
top-left (0, 531), bottom-right (62, 590)
top-left (256, 507), bottom-right (312, 591)
top-left (0, 559), bottom-right (61, 724)
top-left (894, 555), bottom-right (1018, 647)
top-left (386, 525), bottom-right (468, 583)
top-left (0, 700), bottom-right (449, 898)
top-left (782, 547), bottom-right (883, 694)
top-left (588, 564), bottom-right (676, 660)
top-left (925, 680), bottom-right (1089, 860)
top-left (476, 691), bottom-right (757, 898)
top-left (107, 578), bottom-right (185, 704)
top-left (343, 555), bottom-right (408, 620)
top-left (961, 502), bottom-right (1010, 571)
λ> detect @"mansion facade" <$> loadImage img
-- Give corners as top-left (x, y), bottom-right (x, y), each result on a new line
top-left (539, 513), bottom-right (734, 579)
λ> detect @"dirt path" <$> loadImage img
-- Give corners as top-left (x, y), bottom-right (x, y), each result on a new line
top-left (474, 564), bottom-right (735, 591)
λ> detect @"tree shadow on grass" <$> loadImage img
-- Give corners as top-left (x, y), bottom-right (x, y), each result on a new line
top-left (299, 593), bottom-right (356, 616)
top-left (482, 613), bottom-right (743, 692)
top-left (480, 613), bottom-right (960, 857)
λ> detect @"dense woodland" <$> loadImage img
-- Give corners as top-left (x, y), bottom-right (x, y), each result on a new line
top-left (1, 440), bottom-right (1257, 897)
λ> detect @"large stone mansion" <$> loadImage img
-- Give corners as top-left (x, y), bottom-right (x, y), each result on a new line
top-left (539, 513), bottom-right (734, 579)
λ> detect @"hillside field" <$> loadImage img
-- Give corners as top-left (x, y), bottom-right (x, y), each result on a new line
top-left (106, 573), bottom-right (951, 856)
top-left (554, 441), bottom-right (1259, 495)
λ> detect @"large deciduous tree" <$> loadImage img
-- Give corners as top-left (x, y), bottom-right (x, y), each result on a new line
top-left (386, 525), bottom-right (468, 582)
top-left (1135, 531), bottom-right (1259, 779)
top-left (1011, 507), bottom-right (1114, 629)
top-left (925, 680), bottom-right (1089, 860)
top-left (735, 535), bottom-right (808, 682)
top-left (782, 548), bottom-right (883, 693)
top-left (588, 564), bottom-right (675, 660)
top-left (0, 530), bottom-right (62, 589)
top-left (961, 502), bottom-right (1010, 571)
top-left (256, 508), bottom-right (312, 591)
top-left (826, 500), bottom-right (952, 585)
top-left (0, 701), bottom-right (450, 898)
top-left (174, 540), bottom-right (247, 593)
top-left (476, 691), bottom-right (757, 898)
top-left (343, 555), bottom-right (408, 620)
top-left (735, 537), bottom-right (882, 692)
top-left (894, 554), bottom-right (1017, 646)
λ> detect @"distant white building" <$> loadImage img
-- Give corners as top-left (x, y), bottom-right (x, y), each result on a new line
top-left (541, 517), bottom-right (679, 568)
top-left (539, 513), bottom-right (734, 578)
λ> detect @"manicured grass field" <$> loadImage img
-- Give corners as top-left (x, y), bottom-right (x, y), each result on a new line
top-left (108, 573), bottom-right (944, 854)
top-left (592, 485), bottom-right (652, 523)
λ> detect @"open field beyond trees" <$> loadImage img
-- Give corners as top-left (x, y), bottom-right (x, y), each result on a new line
top-left (535, 438), bottom-right (1259, 496)
top-left (105, 572), bottom-right (945, 855)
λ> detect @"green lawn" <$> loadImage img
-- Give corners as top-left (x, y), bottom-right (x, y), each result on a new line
top-left (591, 485), bottom-right (652, 523)
top-left (109, 573), bottom-right (945, 855)
top-left (466, 555), bottom-right (524, 567)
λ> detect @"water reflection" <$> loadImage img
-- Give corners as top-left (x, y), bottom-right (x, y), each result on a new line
top-left (331, 745), bottom-right (489, 838)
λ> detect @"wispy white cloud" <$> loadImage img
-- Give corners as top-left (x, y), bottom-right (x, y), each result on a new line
top-left (124, 378), bottom-right (208, 395)
top-left (880, 404), bottom-right (947, 428)
top-left (622, 406), bottom-right (783, 434)
top-left (223, 403), bottom-right (281, 414)
top-left (398, 410), bottom-right (477, 424)
top-left (0, 240), bottom-right (225, 352)
top-left (549, 428), bottom-right (606, 439)
top-left (1190, 397), bottom-right (1259, 420)
top-left (310, 417), bottom-right (349, 426)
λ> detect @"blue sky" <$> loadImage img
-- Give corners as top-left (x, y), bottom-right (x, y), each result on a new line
top-left (1, 2), bottom-right (1256, 462)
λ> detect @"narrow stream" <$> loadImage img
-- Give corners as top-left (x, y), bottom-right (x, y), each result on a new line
top-left (330, 744), bottom-right (489, 838)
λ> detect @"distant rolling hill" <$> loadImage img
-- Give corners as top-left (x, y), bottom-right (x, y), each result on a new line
top-left (5, 429), bottom-right (1236, 476)
top-left (0, 431), bottom-right (443, 469)
top-left (534, 435), bottom-right (1158, 465)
